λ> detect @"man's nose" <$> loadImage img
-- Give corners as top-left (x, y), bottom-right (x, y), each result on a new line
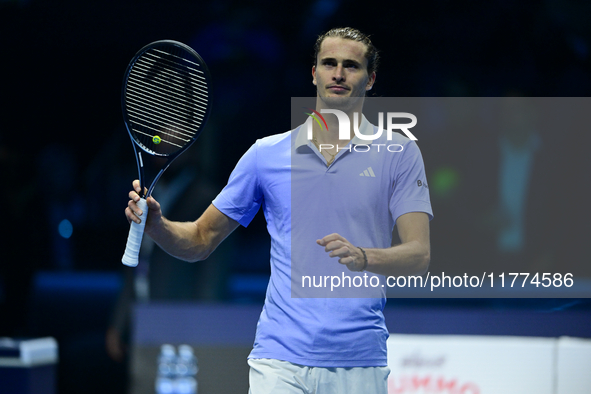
top-left (333, 65), bottom-right (345, 81)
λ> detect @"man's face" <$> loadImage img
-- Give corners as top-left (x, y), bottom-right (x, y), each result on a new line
top-left (312, 37), bottom-right (376, 109)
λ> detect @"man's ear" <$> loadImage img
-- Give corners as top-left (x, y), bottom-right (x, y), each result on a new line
top-left (366, 71), bottom-right (376, 91)
top-left (312, 65), bottom-right (317, 86)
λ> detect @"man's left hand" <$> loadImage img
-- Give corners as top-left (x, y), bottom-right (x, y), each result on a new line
top-left (317, 233), bottom-right (366, 272)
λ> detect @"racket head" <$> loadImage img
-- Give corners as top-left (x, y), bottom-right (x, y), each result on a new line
top-left (122, 40), bottom-right (212, 159)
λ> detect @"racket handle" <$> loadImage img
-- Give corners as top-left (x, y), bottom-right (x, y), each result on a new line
top-left (122, 197), bottom-right (148, 267)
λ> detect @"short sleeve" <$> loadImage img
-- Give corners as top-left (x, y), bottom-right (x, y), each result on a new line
top-left (212, 141), bottom-right (263, 227)
top-left (389, 140), bottom-right (434, 223)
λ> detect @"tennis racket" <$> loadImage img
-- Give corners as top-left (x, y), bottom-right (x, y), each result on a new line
top-left (121, 40), bottom-right (212, 267)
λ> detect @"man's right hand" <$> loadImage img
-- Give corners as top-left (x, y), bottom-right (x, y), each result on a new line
top-left (124, 180), bottom-right (239, 262)
top-left (125, 180), bottom-right (162, 232)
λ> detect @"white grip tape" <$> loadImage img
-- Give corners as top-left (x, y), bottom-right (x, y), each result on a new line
top-left (122, 197), bottom-right (148, 267)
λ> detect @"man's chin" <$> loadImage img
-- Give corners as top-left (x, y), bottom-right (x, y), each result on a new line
top-left (319, 94), bottom-right (363, 110)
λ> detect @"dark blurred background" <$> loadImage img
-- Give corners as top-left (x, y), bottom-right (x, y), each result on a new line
top-left (1, 0), bottom-right (590, 393)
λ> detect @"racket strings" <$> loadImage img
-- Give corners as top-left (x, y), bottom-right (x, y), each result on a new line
top-left (128, 63), bottom-right (207, 121)
top-left (152, 48), bottom-right (204, 68)
top-left (133, 57), bottom-right (210, 103)
top-left (126, 87), bottom-right (201, 138)
top-left (138, 51), bottom-right (209, 105)
top-left (143, 51), bottom-right (208, 87)
top-left (125, 46), bottom-right (210, 154)
top-left (126, 75), bottom-right (207, 120)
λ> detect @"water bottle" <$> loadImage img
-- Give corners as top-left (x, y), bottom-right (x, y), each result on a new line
top-left (175, 344), bottom-right (198, 394)
top-left (155, 344), bottom-right (177, 394)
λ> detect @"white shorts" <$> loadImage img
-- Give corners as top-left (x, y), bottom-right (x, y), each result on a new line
top-left (248, 358), bottom-right (390, 394)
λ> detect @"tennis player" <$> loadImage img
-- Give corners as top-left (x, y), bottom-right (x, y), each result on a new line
top-left (126, 27), bottom-right (432, 393)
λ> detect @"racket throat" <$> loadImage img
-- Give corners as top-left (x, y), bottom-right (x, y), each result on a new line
top-left (137, 151), bottom-right (147, 198)
top-left (148, 168), bottom-right (166, 197)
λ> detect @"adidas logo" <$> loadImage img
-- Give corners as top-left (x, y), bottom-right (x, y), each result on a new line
top-left (359, 167), bottom-right (376, 177)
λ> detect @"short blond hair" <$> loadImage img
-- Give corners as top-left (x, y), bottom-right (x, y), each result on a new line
top-left (313, 27), bottom-right (380, 75)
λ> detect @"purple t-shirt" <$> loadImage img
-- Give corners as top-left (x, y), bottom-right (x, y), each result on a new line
top-left (212, 116), bottom-right (433, 367)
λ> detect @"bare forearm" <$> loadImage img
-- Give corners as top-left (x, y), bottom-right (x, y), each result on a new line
top-left (363, 211), bottom-right (431, 277)
top-left (127, 183), bottom-right (237, 262)
top-left (147, 217), bottom-right (211, 262)
top-left (144, 204), bottom-right (238, 263)
top-left (364, 240), bottom-right (430, 277)
top-left (317, 213), bottom-right (431, 276)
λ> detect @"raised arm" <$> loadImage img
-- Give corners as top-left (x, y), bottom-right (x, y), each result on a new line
top-left (125, 180), bottom-right (239, 262)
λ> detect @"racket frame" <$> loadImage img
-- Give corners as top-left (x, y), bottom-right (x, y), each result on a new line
top-left (121, 39), bottom-right (213, 198)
